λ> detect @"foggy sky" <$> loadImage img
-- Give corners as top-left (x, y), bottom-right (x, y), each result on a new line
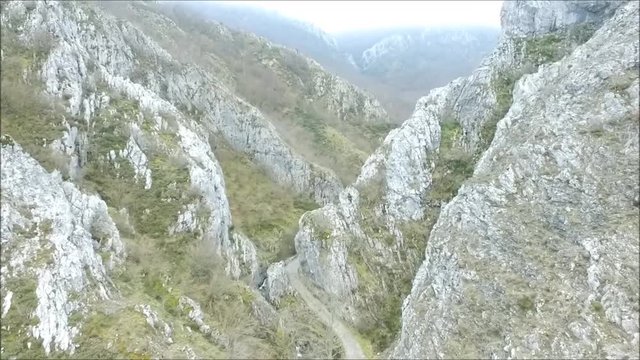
top-left (218, 1), bottom-right (504, 33)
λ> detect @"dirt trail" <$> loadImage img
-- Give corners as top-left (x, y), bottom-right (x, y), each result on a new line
top-left (285, 257), bottom-right (367, 360)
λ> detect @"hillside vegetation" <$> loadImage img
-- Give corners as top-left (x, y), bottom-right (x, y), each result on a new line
top-left (0, 1), bottom-right (371, 357)
top-left (99, 1), bottom-right (393, 185)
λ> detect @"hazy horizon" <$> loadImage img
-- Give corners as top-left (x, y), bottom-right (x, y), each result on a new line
top-left (216, 1), bottom-right (504, 33)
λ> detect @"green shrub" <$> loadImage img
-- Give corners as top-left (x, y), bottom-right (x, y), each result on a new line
top-left (143, 274), bottom-right (180, 315)
top-left (440, 116), bottom-right (462, 150)
top-left (524, 34), bottom-right (562, 67)
top-left (361, 294), bottom-right (403, 352)
top-left (517, 295), bottom-right (535, 312)
top-left (431, 150), bottom-right (474, 203)
top-left (491, 72), bottom-right (517, 119)
top-left (591, 300), bottom-right (604, 313)
top-left (475, 70), bottom-right (519, 154)
top-left (522, 23), bottom-right (596, 70)
top-left (213, 137), bottom-right (316, 262)
top-left (566, 23), bottom-right (597, 46)
top-left (0, 60), bottom-right (68, 174)
top-left (72, 308), bottom-right (152, 359)
top-left (0, 277), bottom-right (46, 358)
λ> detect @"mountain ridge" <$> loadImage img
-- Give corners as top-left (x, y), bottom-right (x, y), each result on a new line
top-left (177, 1), bottom-right (500, 121)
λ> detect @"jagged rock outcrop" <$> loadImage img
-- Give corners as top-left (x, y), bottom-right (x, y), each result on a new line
top-left (355, 87), bottom-right (453, 220)
top-left (259, 261), bottom-right (295, 305)
top-left (391, 1), bottom-right (639, 358)
top-left (0, 139), bottom-right (124, 355)
top-left (0, 0), bottom-right (347, 286)
top-left (501, 0), bottom-right (624, 37)
top-left (293, 72), bottom-right (461, 323)
top-left (310, 66), bottom-right (388, 124)
top-left (177, 296), bottom-right (229, 349)
top-left (135, 304), bottom-right (173, 344)
top-left (293, 0), bottom-right (638, 356)
top-left (294, 187), bottom-right (362, 313)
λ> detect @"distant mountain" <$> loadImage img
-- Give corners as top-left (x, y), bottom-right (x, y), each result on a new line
top-left (336, 26), bottom-right (500, 116)
top-left (176, 2), bottom-right (500, 121)
top-left (174, 1), bottom-right (344, 67)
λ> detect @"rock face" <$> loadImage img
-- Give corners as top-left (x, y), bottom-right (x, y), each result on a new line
top-left (311, 67), bottom-right (389, 124)
top-left (0, 140), bottom-right (125, 355)
top-left (293, 0), bottom-right (638, 356)
top-left (4, 0), bottom-right (343, 209)
top-left (501, 0), bottom-right (625, 37)
top-left (391, 1), bottom-right (639, 358)
top-left (292, 79), bottom-right (457, 328)
top-left (293, 84), bottom-right (449, 289)
top-left (0, 0), bottom-right (347, 286)
top-left (355, 87), bottom-right (453, 220)
top-left (259, 260), bottom-right (294, 305)
top-left (1, 0), bottom-right (383, 357)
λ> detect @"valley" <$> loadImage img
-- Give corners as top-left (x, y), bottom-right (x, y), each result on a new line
top-left (0, 0), bottom-right (638, 359)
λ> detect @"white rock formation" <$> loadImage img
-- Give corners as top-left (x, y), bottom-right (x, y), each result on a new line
top-left (135, 304), bottom-right (173, 344)
top-left (1, 140), bottom-right (124, 354)
top-left (501, 0), bottom-right (625, 37)
top-left (391, 2), bottom-right (639, 358)
top-left (177, 296), bottom-right (228, 348)
top-left (293, 1), bottom-right (638, 354)
top-left (120, 125), bottom-right (152, 190)
top-left (259, 261), bottom-right (294, 305)
top-left (293, 79), bottom-right (454, 319)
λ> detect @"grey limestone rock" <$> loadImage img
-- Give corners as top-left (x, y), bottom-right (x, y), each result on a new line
top-left (260, 261), bottom-right (295, 305)
top-left (0, 141), bottom-right (124, 355)
top-left (391, 2), bottom-right (639, 358)
top-left (501, 0), bottom-right (626, 37)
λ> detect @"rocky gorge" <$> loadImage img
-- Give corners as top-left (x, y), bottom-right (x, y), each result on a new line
top-left (0, 0), bottom-right (638, 359)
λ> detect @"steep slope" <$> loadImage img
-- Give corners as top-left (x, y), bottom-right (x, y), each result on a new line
top-left (287, 0), bottom-right (637, 355)
top-left (124, 1), bottom-right (392, 185)
top-left (1, 140), bottom-right (125, 357)
top-left (173, 1), bottom-right (342, 69)
top-left (0, 0), bottom-right (376, 357)
top-left (392, 2), bottom-right (639, 358)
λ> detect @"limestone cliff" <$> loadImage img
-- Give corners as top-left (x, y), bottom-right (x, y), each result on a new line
top-left (1, 140), bottom-right (124, 355)
top-left (291, 0), bottom-right (638, 356)
top-left (0, 0), bottom-right (369, 357)
top-left (392, 2), bottom-right (639, 357)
